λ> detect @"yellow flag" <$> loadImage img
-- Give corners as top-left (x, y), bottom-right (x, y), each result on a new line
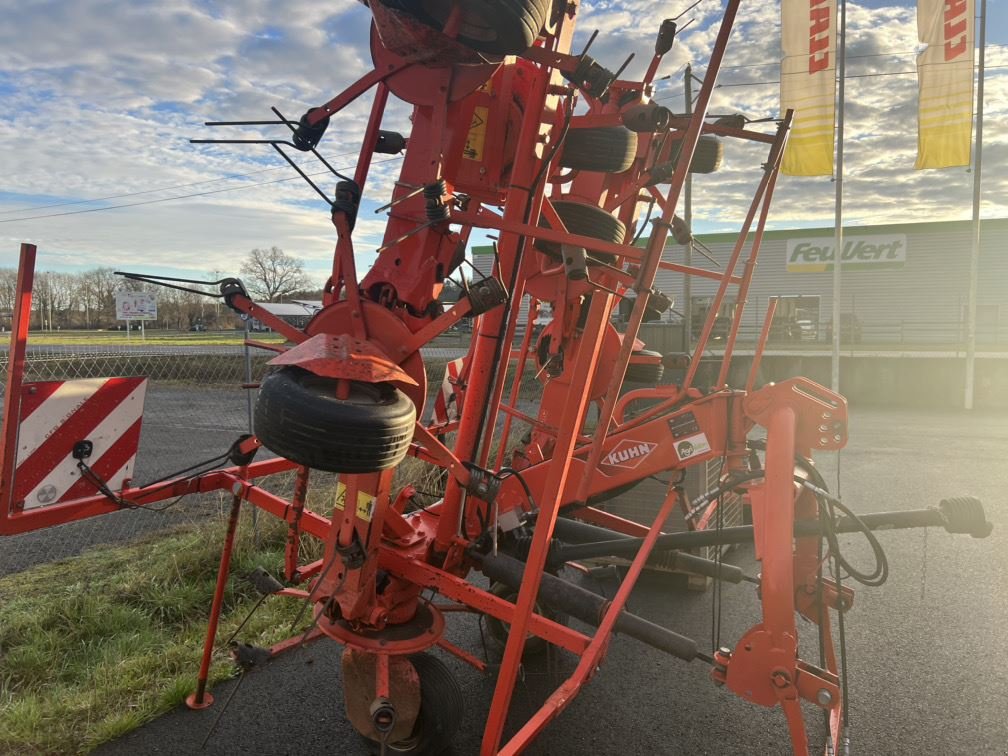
top-left (780, 0), bottom-right (837, 176)
top-left (916, 0), bottom-right (975, 169)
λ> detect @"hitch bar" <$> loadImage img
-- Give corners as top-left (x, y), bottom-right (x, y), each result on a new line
top-left (547, 497), bottom-right (992, 566)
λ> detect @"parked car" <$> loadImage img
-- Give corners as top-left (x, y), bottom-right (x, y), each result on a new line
top-left (189, 323), bottom-right (207, 332)
top-left (825, 313), bottom-right (862, 343)
top-left (796, 319), bottom-right (817, 341)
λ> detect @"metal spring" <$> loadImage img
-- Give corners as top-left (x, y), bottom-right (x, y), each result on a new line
top-left (424, 179), bottom-right (451, 223)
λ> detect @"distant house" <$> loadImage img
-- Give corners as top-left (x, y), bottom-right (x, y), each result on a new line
top-left (245, 300), bottom-right (322, 331)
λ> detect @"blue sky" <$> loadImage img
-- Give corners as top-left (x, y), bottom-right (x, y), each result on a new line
top-left (0, 0), bottom-right (1004, 283)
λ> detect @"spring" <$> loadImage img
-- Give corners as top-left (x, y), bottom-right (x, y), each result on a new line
top-left (424, 179), bottom-right (451, 223)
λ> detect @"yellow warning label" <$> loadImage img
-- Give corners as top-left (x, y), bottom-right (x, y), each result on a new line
top-left (334, 482), bottom-right (375, 522)
top-left (463, 105), bottom-right (489, 162)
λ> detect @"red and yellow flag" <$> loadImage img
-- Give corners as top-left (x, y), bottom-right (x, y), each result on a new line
top-left (780, 0), bottom-right (837, 176)
top-left (916, 0), bottom-right (975, 169)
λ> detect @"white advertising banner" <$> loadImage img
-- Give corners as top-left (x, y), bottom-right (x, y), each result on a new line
top-left (786, 234), bottom-right (907, 272)
top-left (115, 291), bottom-right (157, 320)
top-left (780, 0), bottom-right (837, 176)
top-left (915, 0), bottom-right (974, 169)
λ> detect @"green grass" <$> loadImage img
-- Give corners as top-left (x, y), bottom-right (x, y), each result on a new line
top-left (0, 516), bottom-right (314, 755)
top-left (24, 330), bottom-right (287, 347)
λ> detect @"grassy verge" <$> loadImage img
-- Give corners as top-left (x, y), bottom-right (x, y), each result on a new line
top-left (25, 331), bottom-right (287, 347)
top-left (0, 516), bottom-right (311, 755)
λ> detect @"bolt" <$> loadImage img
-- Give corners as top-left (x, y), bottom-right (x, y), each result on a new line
top-left (816, 688), bottom-right (834, 707)
top-left (771, 670), bottom-right (791, 688)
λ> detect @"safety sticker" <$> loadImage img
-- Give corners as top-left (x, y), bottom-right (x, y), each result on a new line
top-left (463, 106), bottom-right (489, 161)
top-left (334, 483), bottom-right (376, 522)
top-left (673, 433), bottom-right (712, 461)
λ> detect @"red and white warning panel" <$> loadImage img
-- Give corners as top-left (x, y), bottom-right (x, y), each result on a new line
top-left (13, 377), bottom-right (147, 511)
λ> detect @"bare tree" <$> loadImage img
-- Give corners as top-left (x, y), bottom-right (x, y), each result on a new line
top-left (240, 247), bottom-right (309, 302)
top-left (0, 269), bottom-right (18, 328)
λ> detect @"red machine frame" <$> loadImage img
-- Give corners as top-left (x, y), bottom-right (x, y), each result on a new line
top-left (0, 2), bottom-right (992, 755)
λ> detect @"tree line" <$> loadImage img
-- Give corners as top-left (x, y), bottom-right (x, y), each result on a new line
top-left (0, 247), bottom-right (319, 331)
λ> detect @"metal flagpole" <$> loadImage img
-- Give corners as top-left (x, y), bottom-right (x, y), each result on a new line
top-left (964, 0), bottom-right (986, 410)
top-left (684, 63), bottom-right (694, 349)
top-left (831, 0), bottom-right (847, 393)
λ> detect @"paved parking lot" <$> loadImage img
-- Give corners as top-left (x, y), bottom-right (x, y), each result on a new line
top-left (91, 406), bottom-right (1008, 755)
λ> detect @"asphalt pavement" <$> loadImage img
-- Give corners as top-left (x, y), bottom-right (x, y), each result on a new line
top-left (91, 406), bottom-right (1008, 756)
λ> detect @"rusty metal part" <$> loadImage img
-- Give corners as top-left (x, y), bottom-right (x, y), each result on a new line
top-left (342, 648), bottom-right (421, 743)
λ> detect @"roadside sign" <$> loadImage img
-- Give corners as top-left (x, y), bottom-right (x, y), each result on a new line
top-left (115, 291), bottom-right (157, 320)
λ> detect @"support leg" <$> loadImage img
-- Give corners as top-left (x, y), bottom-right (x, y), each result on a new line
top-left (186, 489), bottom-right (244, 709)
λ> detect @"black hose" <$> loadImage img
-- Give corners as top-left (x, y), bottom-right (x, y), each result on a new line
top-left (748, 440), bottom-right (890, 588)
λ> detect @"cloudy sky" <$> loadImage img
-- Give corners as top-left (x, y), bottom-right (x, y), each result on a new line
top-left (0, 0), bottom-right (1004, 284)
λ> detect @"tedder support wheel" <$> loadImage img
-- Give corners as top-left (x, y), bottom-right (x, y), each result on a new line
top-left (483, 581), bottom-right (566, 658)
top-left (674, 134), bottom-right (723, 174)
top-left (254, 366), bottom-right (416, 474)
top-left (391, 0), bottom-right (551, 55)
top-left (625, 350), bottom-right (665, 384)
top-left (535, 200), bottom-right (626, 263)
top-left (559, 126), bottom-right (639, 173)
top-left (369, 653), bottom-right (463, 756)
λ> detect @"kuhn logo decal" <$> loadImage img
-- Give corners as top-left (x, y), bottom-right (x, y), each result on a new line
top-left (602, 440), bottom-right (656, 470)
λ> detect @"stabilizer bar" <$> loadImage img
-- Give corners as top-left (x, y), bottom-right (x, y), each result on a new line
top-left (552, 516), bottom-right (749, 584)
top-left (548, 497), bottom-right (992, 566)
top-left (475, 551), bottom-right (700, 663)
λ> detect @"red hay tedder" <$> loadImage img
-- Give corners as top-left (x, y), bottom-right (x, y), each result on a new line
top-left (0, 1), bottom-right (993, 754)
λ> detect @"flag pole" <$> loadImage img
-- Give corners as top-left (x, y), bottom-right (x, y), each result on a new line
top-left (964, 0), bottom-right (986, 410)
top-left (831, 0), bottom-right (847, 393)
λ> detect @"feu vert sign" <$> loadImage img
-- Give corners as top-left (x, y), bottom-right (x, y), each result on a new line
top-left (786, 234), bottom-right (906, 272)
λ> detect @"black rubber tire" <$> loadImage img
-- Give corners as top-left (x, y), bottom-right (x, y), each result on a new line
top-left (371, 653), bottom-right (463, 756)
top-left (695, 135), bottom-right (724, 173)
top-left (483, 581), bottom-right (565, 658)
top-left (397, 0), bottom-right (550, 55)
top-left (672, 134), bottom-right (723, 174)
top-left (625, 350), bottom-right (665, 383)
top-left (254, 366), bottom-right (416, 474)
top-left (559, 126), bottom-right (638, 173)
top-left (535, 200), bottom-right (626, 262)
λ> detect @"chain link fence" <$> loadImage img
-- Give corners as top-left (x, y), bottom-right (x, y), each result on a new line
top-left (0, 331), bottom-right (515, 575)
top-left (0, 328), bottom-right (723, 578)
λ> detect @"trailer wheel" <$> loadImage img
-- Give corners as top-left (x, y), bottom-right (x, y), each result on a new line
top-left (559, 126), bottom-right (638, 173)
top-left (254, 366), bottom-right (416, 474)
top-left (484, 581), bottom-right (565, 658)
top-left (535, 200), bottom-right (626, 263)
top-left (394, 0), bottom-right (550, 55)
top-left (371, 653), bottom-right (463, 756)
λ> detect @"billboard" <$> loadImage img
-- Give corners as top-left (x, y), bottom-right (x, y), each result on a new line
top-left (786, 234), bottom-right (907, 272)
top-left (115, 291), bottom-right (157, 320)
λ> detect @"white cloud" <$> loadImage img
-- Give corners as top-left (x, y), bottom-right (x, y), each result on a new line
top-left (0, 0), bottom-right (1004, 281)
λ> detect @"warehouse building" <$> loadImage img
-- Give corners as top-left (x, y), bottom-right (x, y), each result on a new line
top-left (651, 217), bottom-right (1008, 347)
top-left (472, 217), bottom-right (1008, 407)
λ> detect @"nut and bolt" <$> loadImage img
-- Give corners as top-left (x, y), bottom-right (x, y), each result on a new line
top-left (771, 670), bottom-right (791, 688)
top-left (816, 688), bottom-right (834, 707)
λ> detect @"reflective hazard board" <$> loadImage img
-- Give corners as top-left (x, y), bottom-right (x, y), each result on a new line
top-left (13, 377), bottom-right (147, 510)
